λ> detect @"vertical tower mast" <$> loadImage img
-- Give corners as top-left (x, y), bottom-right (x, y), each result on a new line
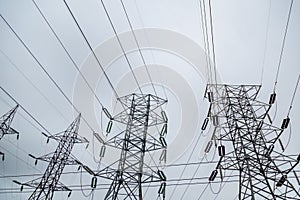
top-left (13, 115), bottom-right (88, 200)
top-left (97, 93), bottom-right (168, 199)
top-left (206, 84), bottom-right (300, 199)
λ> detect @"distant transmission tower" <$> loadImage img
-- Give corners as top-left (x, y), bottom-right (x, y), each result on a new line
top-left (0, 105), bottom-right (19, 140)
top-left (13, 114), bottom-right (88, 199)
top-left (93, 93), bottom-right (168, 199)
top-left (205, 84), bottom-right (300, 199)
top-left (0, 105), bottom-right (19, 160)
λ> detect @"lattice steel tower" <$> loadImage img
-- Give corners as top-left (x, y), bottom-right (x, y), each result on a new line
top-left (96, 93), bottom-right (168, 200)
top-left (13, 114), bottom-right (88, 199)
top-left (0, 105), bottom-right (19, 140)
top-left (205, 84), bottom-right (300, 199)
top-left (0, 105), bottom-right (19, 160)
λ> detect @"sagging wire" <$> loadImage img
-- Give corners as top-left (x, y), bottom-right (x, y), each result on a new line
top-left (79, 166), bottom-right (94, 198)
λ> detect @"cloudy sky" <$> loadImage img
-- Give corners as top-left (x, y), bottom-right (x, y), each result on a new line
top-left (0, 0), bottom-right (299, 199)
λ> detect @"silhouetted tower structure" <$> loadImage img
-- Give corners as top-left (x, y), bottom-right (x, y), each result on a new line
top-left (0, 105), bottom-right (19, 160)
top-left (0, 105), bottom-right (19, 140)
top-left (96, 93), bottom-right (168, 200)
top-left (205, 84), bottom-right (300, 199)
top-left (13, 114), bottom-right (88, 199)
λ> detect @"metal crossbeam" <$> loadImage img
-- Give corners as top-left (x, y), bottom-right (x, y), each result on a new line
top-left (97, 93), bottom-right (167, 200)
top-left (205, 84), bottom-right (300, 200)
top-left (13, 114), bottom-right (86, 200)
top-left (0, 105), bottom-right (19, 140)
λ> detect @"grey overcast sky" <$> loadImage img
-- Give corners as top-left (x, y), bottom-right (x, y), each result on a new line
top-left (0, 0), bottom-right (299, 199)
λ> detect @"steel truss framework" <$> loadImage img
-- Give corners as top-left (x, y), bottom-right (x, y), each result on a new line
top-left (0, 105), bottom-right (19, 140)
top-left (15, 115), bottom-right (87, 200)
top-left (97, 93), bottom-right (168, 200)
top-left (0, 105), bottom-right (19, 160)
top-left (205, 84), bottom-right (300, 200)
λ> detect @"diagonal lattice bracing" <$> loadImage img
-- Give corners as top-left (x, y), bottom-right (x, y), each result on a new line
top-left (13, 114), bottom-right (87, 200)
top-left (205, 84), bottom-right (300, 200)
top-left (0, 105), bottom-right (19, 140)
top-left (96, 93), bottom-right (168, 200)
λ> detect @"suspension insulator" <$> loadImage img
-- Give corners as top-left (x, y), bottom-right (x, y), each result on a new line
top-left (159, 149), bottom-right (167, 162)
top-left (158, 182), bottom-right (166, 194)
top-left (99, 145), bottom-right (106, 158)
top-left (201, 118), bottom-right (209, 130)
top-left (212, 115), bottom-right (219, 126)
top-left (269, 93), bottom-right (276, 105)
top-left (160, 124), bottom-right (167, 136)
top-left (219, 165), bottom-right (223, 181)
top-left (160, 137), bottom-right (167, 148)
top-left (204, 141), bottom-right (213, 153)
top-left (161, 111), bottom-right (168, 123)
top-left (102, 107), bottom-right (112, 119)
top-left (20, 185), bottom-right (23, 192)
top-left (209, 170), bottom-right (218, 181)
top-left (276, 175), bottom-right (287, 187)
top-left (91, 177), bottom-right (97, 188)
top-left (158, 170), bottom-right (167, 181)
top-left (208, 91), bottom-right (214, 102)
top-left (218, 145), bottom-right (225, 157)
top-left (281, 117), bottom-right (290, 129)
top-left (68, 191), bottom-right (72, 197)
top-left (106, 120), bottom-right (113, 133)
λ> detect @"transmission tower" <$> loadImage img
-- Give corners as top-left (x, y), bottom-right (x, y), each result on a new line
top-left (0, 105), bottom-right (19, 140)
top-left (13, 114), bottom-right (88, 199)
top-left (92, 93), bottom-right (168, 200)
top-left (205, 84), bottom-right (300, 199)
top-left (0, 105), bottom-right (19, 160)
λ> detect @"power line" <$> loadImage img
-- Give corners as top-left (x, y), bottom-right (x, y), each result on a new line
top-left (99, 0), bottom-right (144, 95)
top-left (287, 74), bottom-right (300, 117)
top-left (0, 49), bottom-right (69, 123)
top-left (119, 0), bottom-right (158, 97)
top-left (198, 0), bottom-right (212, 84)
top-left (207, 0), bottom-right (218, 85)
top-left (31, 0), bottom-right (106, 110)
top-left (260, 0), bottom-right (272, 85)
top-left (133, 0), bottom-right (169, 101)
top-left (0, 14), bottom-right (97, 134)
top-left (273, 0), bottom-right (294, 92)
top-left (168, 129), bottom-right (205, 199)
top-left (61, 0), bottom-right (122, 103)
